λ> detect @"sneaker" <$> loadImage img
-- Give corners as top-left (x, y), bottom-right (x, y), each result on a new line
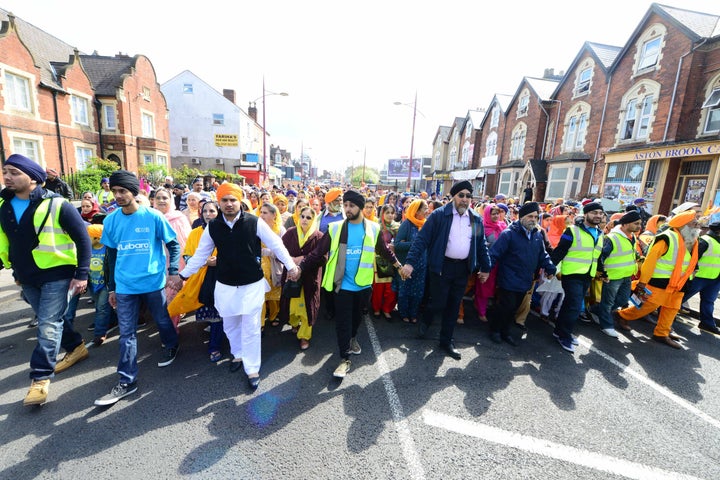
top-left (87, 322), bottom-right (95, 331)
top-left (23, 379), bottom-right (50, 406)
top-left (579, 311), bottom-right (593, 323)
top-left (54, 343), bottom-right (89, 374)
top-left (698, 322), bottom-right (720, 335)
top-left (157, 346), bottom-right (179, 367)
top-left (333, 359), bottom-right (351, 378)
top-left (348, 337), bottom-right (361, 355)
top-left (27, 316), bottom-right (39, 328)
top-left (601, 328), bottom-right (619, 338)
top-left (85, 337), bottom-right (103, 349)
top-left (94, 382), bottom-right (138, 406)
top-left (552, 331), bottom-right (579, 346)
top-left (556, 336), bottom-right (576, 353)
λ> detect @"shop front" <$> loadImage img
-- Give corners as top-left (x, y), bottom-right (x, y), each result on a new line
top-left (601, 140), bottom-right (720, 215)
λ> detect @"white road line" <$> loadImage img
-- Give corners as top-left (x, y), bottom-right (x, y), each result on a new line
top-left (577, 337), bottom-right (720, 430)
top-left (365, 318), bottom-right (426, 480)
top-left (423, 409), bottom-right (704, 480)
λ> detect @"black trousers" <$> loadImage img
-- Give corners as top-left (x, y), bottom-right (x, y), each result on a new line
top-left (335, 288), bottom-right (371, 359)
top-left (423, 259), bottom-right (470, 345)
top-left (491, 287), bottom-right (528, 335)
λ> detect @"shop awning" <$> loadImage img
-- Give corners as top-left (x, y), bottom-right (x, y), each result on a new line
top-left (451, 169), bottom-right (483, 180)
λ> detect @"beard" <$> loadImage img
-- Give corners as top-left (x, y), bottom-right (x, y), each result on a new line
top-left (520, 218), bottom-right (537, 231)
top-left (346, 209), bottom-right (361, 221)
top-left (680, 225), bottom-right (701, 250)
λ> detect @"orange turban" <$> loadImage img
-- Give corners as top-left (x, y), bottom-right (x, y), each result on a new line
top-left (87, 224), bottom-right (103, 239)
top-left (273, 193), bottom-right (288, 205)
top-left (420, 191), bottom-right (428, 199)
top-left (669, 210), bottom-right (697, 228)
top-left (216, 183), bottom-right (244, 200)
top-left (325, 188), bottom-right (342, 204)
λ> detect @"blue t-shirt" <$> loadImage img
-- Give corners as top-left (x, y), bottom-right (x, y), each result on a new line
top-left (89, 245), bottom-right (106, 293)
top-left (341, 222), bottom-right (366, 291)
top-left (101, 206), bottom-right (177, 294)
top-left (10, 197), bottom-right (30, 223)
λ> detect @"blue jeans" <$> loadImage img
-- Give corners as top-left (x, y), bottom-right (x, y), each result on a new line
top-left (590, 277), bottom-right (632, 330)
top-left (554, 275), bottom-right (591, 340)
top-left (62, 288), bottom-right (117, 337)
top-left (115, 289), bottom-right (178, 384)
top-left (22, 278), bottom-right (83, 380)
top-left (683, 277), bottom-right (720, 327)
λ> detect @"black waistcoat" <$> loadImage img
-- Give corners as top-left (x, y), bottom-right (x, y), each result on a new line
top-left (208, 213), bottom-right (263, 286)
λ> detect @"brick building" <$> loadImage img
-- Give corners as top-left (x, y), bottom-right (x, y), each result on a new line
top-left (0, 9), bottom-right (168, 181)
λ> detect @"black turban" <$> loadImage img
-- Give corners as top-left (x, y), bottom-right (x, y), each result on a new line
top-left (518, 202), bottom-right (540, 218)
top-left (450, 180), bottom-right (473, 197)
top-left (343, 189), bottom-right (365, 209)
top-left (109, 170), bottom-right (140, 196)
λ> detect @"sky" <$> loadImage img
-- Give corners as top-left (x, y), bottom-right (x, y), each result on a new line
top-left (3, 0), bottom-right (720, 173)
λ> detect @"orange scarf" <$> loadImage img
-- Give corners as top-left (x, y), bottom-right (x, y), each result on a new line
top-left (668, 231), bottom-right (698, 291)
top-left (405, 199), bottom-right (426, 230)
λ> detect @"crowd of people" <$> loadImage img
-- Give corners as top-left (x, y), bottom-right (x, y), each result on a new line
top-left (2, 152), bottom-right (718, 409)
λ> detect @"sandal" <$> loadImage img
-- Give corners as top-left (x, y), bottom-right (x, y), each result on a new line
top-left (383, 312), bottom-right (392, 321)
top-left (209, 351), bottom-right (222, 363)
top-left (291, 326), bottom-right (299, 334)
top-left (271, 319), bottom-right (280, 327)
top-left (402, 318), bottom-right (410, 323)
top-left (411, 318), bottom-right (418, 324)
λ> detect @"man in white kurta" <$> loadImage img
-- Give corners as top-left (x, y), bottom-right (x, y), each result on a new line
top-left (180, 184), bottom-right (298, 390)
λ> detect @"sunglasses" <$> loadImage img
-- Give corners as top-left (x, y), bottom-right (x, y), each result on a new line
top-left (300, 215), bottom-right (313, 220)
top-left (455, 193), bottom-right (472, 199)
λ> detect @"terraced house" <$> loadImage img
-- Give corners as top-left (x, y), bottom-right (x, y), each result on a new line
top-left (0, 9), bottom-right (168, 178)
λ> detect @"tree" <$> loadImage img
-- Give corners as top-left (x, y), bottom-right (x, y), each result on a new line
top-left (345, 166), bottom-right (380, 186)
top-left (73, 157), bottom-right (119, 196)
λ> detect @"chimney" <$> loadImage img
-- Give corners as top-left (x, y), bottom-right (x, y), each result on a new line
top-left (248, 102), bottom-right (257, 122)
top-left (543, 68), bottom-right (555, 79)
top-left (223, 89), bottom-right (236, 104)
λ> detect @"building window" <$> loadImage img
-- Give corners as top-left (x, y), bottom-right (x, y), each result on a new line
top-left (510, 125), bottom-right (526, 160)
top-left (183, 83), bottom-right (193, 94)
top-left (213, 113), bottom-right (224, 126)
top-left (564, 113), bottom-right (588, 151)
top-left (547, 165), bottom-right (584, 200)
top-left (13, 138), bottom-right (40, 161)
top-left (449, 146), bottom-right (457, 168)
top-left (576, 67), bottom-right (592, 95)
top-left (638, 36), bottom-right (661, 70)
top-left (498, 171), bottom-right (512, 195)
top-left (71, 95), bottom-right (89, 125)
top-left (486, 132), bottom-right (497, 157)
top-left (157, 155), bottom-right (167, 166)
top-left (460, 141), bottom-right (471, 169)
top-left (76, 146), bottom-right (93, 170)
top-left (465, 120), bottom-right (472, 138)
top-left (142, 87), bottom-right (151, 101)
top-left (103, 105), bottom-right (116, 130)
top-left (434, 150), bottom-right (441, 170)
top-left (490, 106), bottom-right (499, 128)
top-left (141, 113), bottom-right (154, 138)
top-left (702, 88), bottom-right (720, 134)
top-left (143, 154), bottom-right (154, 164)
top-left (181, 137), bottom-right (189, 153)
top-left (517, 94), bottom-right (529, 117)
top-left (5, 72), bottom-right (32, 111)
top-left (622, 95), bottom-right (654, 141)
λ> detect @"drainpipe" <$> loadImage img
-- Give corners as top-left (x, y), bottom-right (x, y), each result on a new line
top-left (589, 72), bottom-right (613, 196)
top-left (94, 98), bottom-right (105, 159)
top-left (0, 119), bottom-right (6, 164)
top-left (51, 90), bottom-right (66, 175)
top-left (663, 38), bottom-right (708, 142)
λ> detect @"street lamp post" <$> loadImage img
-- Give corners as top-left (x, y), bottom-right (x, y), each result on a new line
top-left (254, 77), bottom-right (288, 185)
top-left (395, 92), bottom-right (418, 192)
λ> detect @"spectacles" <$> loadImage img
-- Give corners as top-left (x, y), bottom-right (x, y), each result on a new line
top-left (455, 193), bottom-right (472, 199)
top-left (300, 215), bottom-right (313, 220)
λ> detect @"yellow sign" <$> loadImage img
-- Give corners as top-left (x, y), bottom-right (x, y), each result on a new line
top-left (605, 140), bottom-right (720, 163)
top-left (214, 134), bottom-right (238, 147)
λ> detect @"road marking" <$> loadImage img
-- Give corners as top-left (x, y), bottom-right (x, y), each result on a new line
top-left (577, 337), bottom-right (720, 430)
top-left (423, 409), bottom-right (704, 480)
top-left (365, 318), bottom-right (425, 480)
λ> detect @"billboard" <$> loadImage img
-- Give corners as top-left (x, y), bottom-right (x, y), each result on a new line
top-left (214, 134), bottom-right (238, 147)
top-left (387, 158), bottom-right (422, 180)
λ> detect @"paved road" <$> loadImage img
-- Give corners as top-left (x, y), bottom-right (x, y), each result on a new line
top-left (1, 268), bottom-right (719, 479)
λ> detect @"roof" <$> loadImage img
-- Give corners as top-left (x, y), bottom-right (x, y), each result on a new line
top-left (494, 94), bottom-right (514, 112)
top-left (525, 77), bottom-right (560, 101)
top-left (467, 110), bottom-right (485, 129)
top-left (434, 126), bottom-right (451, 144)
top-left (0, 8), bottom-right (80, 91)
top-left (655, 3), bottom-right (720, 39)
top-left (586, 42), bottom-right (622, 69)
top-left (79, 54), bottom-right (136, 96)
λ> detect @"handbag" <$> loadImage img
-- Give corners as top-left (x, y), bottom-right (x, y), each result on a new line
top-left (198, 266), bottom-right (217, 307)
top-left (282, 279), bottom-right (302, 298)
top-left (375, 255), bottom-right (395, 278)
